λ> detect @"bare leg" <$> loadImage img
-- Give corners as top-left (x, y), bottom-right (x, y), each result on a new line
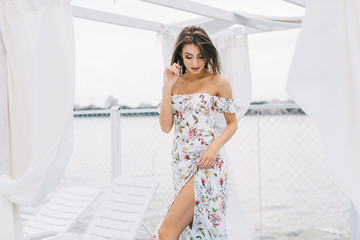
top-left (158, 176), bottom-right (195, 240)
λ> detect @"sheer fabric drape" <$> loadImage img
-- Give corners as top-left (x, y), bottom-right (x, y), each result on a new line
top-left (0, 1), bottom-right (75, 239)
top-left (286, 0), bottom-right (360, 212)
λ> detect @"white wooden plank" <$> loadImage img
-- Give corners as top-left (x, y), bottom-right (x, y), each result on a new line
top-left (84, 177), bottom-right (158, 239)
top-left (23, 186), bottom-right (100, 238)
top-left (282, 0), bottom-right (306, 7)
top-left (140, 0), bottom-right (270, 31)
top-left (72, 6), bottom-right (163, 32)
top-left (86, 226), bottom-right (133, 239)
top-left (104, 194), bottom-right (150, 203)
top-left (91, 218), bottom-right (137, 232)
top-left (96, 208), bottom-right (139, 221)
top-left (25, 220), bottom-right (65, 232)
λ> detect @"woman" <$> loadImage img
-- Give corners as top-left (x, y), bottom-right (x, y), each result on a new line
top-left (152, 25), bottom-right (247, 240)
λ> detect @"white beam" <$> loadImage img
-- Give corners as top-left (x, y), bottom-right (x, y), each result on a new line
top-left (167, 17), bottom-right (233, 33)
top-left (139, 0), bottom-right (271, 32)
top-left (235, 11), bottom-right (301, 27)
top-left (282, 0), bottom-right (306, 8)
top-left (234, 11), bottom-right (302, 26)
top-left (72, 6), bottom-right (164, 32)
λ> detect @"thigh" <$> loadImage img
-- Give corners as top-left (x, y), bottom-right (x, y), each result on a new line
top-left (161, 176), bottom-right (195, 237)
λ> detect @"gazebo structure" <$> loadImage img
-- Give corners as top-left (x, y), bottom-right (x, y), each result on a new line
top-left (1, 0), bottom-right (360, 239)
top-left (71, 0), bottom-right (303, 129)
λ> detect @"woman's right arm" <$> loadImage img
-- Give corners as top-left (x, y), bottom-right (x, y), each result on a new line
top-left (159, 63), bottom-right (181, 133)
top-left (159, 87), bottom-right (173, 133)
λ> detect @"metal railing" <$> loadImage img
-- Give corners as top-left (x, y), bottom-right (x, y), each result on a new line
top-left (54, 104), bottom-right (353, 239)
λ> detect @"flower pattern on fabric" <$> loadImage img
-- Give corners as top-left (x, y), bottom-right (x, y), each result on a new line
top-left (152, 92), bottom-right (240, 240)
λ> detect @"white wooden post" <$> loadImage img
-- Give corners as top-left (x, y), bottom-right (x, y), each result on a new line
top-left (110, 106), bottom-right (121, 178)
top-left (352, 201), bottom-right (360, 240)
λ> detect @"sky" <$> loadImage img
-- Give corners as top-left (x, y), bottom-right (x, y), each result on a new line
top-left (71, 0), bottom-right (305, 108)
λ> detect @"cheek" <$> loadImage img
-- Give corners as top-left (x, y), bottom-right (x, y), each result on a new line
top-left (183, 58), bottom-right (191, 67)
top-left (197, 59), bottom-right (206, 68)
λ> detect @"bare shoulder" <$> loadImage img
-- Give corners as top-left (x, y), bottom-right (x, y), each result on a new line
top-left (213, 74), bottom-right (233, 98)
top-left (171, 77), bottom-right (185, 94)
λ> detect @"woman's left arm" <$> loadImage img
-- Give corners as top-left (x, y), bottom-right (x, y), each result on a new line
top-left (197, 76), bottom-right (238, 169)
top-left (210, 113), bottom-right (238, 151)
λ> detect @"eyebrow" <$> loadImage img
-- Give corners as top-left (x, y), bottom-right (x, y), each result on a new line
top-left (184, 52), bottom-right (203, 55)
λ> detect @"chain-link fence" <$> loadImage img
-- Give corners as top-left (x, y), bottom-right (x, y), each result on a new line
top-left (224, 105), bottom-right (350, 240)
top-left (23, 104), bottom-right (351, 239)
top-left (60, 110), bottom-right (112, 188)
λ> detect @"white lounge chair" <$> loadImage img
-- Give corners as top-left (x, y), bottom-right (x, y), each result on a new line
top-left (45, 176), bottom-right (158, 240)
top-left (23, 186), bottom-right (101, 240)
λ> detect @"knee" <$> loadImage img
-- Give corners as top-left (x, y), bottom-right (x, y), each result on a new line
top-left (158, 224), bottom-right (172, 240)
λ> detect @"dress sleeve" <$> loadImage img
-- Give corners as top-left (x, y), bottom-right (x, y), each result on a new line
top-left (218, 98), bottom-right (242, 113)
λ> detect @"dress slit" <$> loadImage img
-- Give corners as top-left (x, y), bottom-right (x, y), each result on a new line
top-left (151, 170), bottom-right (198, 239)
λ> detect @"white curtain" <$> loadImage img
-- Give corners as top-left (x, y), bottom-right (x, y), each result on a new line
top-left (0, 0), bottom-right (75, 239)
top-left (211, 26), bottom-right (251, 130)
top-left (286, 0), bottom-right (360, 212)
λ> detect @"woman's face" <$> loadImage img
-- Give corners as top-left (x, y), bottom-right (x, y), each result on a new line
top-left (181, 43), bottom-right (206, 75)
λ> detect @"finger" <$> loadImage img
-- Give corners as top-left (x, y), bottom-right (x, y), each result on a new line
top-left (206, 160), bottom-right (212, 169)
top-left (175, 63), bottom-right (182, 71)
top-left (170, 66), bottom-right (178, 75)
top-left (167, 65), bottom-right (175, 72)
top-left (197, 158), bottom-right (203, 167)
top-left (204, 159), bottom-right (213, 169)
top-left (200, 158), bottom-right (208, 168)
top-left (175, 68), bottom-right (181, 75)
top-left (197, 155), bottom-right (205, 165)
top-left (172, 66), bottom-right (180, 75)
top-left (198, 161), bottom-right (204, 168)
top-left (209, 160), bottom-right (215, 168)
top-left (165, 67), bottom-right (174, 74)
top-left (172, 65), bottom-right (181, 75)
top-left (205, 160), bottom-right (211, 169)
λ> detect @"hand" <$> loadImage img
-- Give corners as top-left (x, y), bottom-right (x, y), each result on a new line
top-left (197, 145), bottom-right (219, 169)
top-left (163, 63), bottom-right (181, 89)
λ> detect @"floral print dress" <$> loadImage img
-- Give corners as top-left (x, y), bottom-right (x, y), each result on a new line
top-left (151, 92), bottom-right (241, 240)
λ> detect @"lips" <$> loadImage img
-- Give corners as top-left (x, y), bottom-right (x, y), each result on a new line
top-left (191, 67), bottom-right (200, 71)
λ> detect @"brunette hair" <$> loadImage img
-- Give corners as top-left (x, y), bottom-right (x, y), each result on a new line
top-left (170, 25), bottom-right (221, 75)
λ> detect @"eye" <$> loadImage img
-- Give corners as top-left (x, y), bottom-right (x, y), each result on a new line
top-left (186, 56), bottom-right (192, 59)
top-left (198, 55), bottom-right (204, 59)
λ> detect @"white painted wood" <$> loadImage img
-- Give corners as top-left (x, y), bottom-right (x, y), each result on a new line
top-left (23, 186), bottom-right (100, 240)
top-left (72, 6), bottom-right (164, 32)
top-left (140, 0), bottom-right (269, 31)
top-left (352, 201), bottom-right (360, 240)
top-left (283, 0), bottom-right (306, 7)
top-left (111, 106), bottom-right (122, 178)
top-left (84, 176), bottom-right (158, 240)
top-left (72, 2), bottom-right (301, 36)
top-left (234, 11), bottom-right (301, 27)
